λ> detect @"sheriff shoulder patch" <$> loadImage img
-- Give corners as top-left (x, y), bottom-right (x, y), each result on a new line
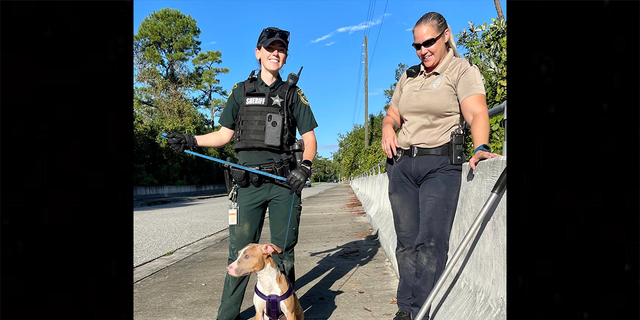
top-left (297, 88), bottom-right (309, 106)
top-left (228, 83), bottom-right (238, 99)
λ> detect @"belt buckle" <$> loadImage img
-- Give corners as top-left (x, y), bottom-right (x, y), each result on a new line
top-left (410, 145), bottom-right (418, 157)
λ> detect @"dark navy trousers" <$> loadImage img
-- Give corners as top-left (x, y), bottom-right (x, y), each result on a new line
top-left (386, 153), bottom-right (461, 318)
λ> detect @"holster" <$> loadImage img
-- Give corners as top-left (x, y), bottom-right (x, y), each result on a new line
top-left (249, 172), bottom-right (261, 187)
top-left (223, 166), bottom-right (233, 194)
top-left (230, 167), bottom-right (250, 188)
top-left (393, 149), bottom-right (404, 163)
top-left (272, 157), bottom-right (292, 177)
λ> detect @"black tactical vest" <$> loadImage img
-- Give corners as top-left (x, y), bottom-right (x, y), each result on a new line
top-left (233, 72), bottom-right (297, 153)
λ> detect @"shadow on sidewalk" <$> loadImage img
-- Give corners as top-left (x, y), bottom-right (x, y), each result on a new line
top-left (237, 234), bottom-right (380, 319)
top-left (297, 233), bottom-right (380, 319)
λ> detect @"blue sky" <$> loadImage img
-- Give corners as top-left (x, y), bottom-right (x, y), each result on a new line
top-left (134, 0), bottom-right (506, 159)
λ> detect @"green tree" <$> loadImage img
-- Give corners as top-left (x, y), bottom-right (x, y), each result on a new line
top-left (383, 63), bottom-right (408, 112)
top-left (192, 50), bottom-right (230, 128)
top-left (456, 18), bottom-right (506, 155)
top-left (133, 8), bottom-right (233, 186)
top-left (309, 155), bottom-right (338, 183)
top-left (333, 124), bottom-right (364, 179)
top-left (134, 8), bottom-right (202, 132)
top-left (332, 110), bottom-right (386, 179)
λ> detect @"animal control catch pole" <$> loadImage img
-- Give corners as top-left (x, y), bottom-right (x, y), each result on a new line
top-left (414, 167), bottom-right (507, 320)
top-left (161, 133), bottom-right (286, 182)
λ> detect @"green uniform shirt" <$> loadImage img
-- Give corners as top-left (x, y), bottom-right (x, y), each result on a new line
top-left (219, 71), bottom-right (318, 166)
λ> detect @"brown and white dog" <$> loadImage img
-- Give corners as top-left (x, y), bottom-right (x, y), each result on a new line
top-left (226, 243), bottom-right (304, 320)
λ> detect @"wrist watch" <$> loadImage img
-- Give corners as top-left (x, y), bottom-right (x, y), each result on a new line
top-left (301, 160), bottom-right (312, 170)
top-left (473, 144), bottom-right (491, 154)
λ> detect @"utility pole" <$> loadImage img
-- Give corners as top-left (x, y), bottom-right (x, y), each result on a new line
top-left (494, 0), bottom-right (504, 21)
top-left (364, 36), bottom-right (369, 148)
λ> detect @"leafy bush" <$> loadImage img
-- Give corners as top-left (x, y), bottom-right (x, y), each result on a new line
top-left (456, 18), bottom-right (507, 156)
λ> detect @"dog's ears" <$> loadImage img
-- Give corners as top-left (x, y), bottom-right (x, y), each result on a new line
top-left (262, 243), bottom-right (283, 255)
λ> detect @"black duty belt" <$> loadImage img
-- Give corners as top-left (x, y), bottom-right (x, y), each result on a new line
top-left (401, 144), bottom-right (450, 157)
top-left (250, 163), bottom-right (290, 178)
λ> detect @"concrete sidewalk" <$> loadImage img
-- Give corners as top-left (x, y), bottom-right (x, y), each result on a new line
top-left (133, 184), bottom-right (400, 320)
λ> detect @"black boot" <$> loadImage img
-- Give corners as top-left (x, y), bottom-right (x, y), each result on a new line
top-left (393, 310), bottom-right (412, 320)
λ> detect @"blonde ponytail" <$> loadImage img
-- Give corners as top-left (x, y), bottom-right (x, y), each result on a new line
top-left (446, 25), bottom-right (460, 57)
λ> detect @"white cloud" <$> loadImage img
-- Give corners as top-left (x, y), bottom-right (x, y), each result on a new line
top-left (405, 28), bottom-right (413, 32)
top-left (319, 143), bottom-right (339, 150)
top-left (209, 41), bottom-right (217, 44)
top-left (325, 41), bottom-right (335, 46)
top-left (311, 14), bottom-right (392, 43)
top-left (369, 88), bottom-right (385, 96)
top-left (311, 32), bottom-right (335, 43)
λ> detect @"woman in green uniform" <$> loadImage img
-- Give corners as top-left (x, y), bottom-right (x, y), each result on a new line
top-left (166, 27), bottom-right (318, 320)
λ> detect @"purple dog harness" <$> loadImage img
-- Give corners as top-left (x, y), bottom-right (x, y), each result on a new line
top-left (254, 278), bottom-right (294, 320)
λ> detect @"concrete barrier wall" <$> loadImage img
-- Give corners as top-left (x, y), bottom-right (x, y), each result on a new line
top-left (133, 184), bottom-right (227, 199)
top-left (351, 157), bottom-right (506, 320)
top-left (350, 168), bottom-right (399, 275)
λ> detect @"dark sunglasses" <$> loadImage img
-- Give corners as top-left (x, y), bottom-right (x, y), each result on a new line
top-left (261, 28), bottom-right (290, 42)
top-left (411, 29), bottom-right (446, 50)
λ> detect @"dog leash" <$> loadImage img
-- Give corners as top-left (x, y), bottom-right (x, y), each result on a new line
top-left (275, 193), bottom-right (296, 277)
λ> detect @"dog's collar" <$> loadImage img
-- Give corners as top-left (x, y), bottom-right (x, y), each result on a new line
top-left (254, 277), bottom-right (294, 320)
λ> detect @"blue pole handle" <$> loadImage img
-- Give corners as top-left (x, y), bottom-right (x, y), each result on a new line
top-left (161, 133), bottom-right (287, 182)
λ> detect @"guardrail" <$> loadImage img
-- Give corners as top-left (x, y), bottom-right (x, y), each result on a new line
top-left (353, 100), bottom-right (506, 180)
top-left (133, 184), bottom-right (227, 199)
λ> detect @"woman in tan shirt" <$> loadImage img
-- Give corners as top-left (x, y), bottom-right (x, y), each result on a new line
top-left (381, 12), bottom-right (500, 320)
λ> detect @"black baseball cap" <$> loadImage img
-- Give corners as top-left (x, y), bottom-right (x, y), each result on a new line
top-left (257, 27), bottom-right (290, 50)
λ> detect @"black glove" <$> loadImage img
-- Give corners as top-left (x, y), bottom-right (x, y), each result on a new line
top-left (286, 165), bottom-right (311, 194)
top-left (165, 133), bottom-right (196, 153)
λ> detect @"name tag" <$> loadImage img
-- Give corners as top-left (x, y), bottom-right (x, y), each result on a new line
top-left (245, 97), bottom-right (266, 105)
top-left (229, 203), bottom-right (238, 225)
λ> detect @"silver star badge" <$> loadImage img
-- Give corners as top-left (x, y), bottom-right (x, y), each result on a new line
top-left (271, 95), bottom-right (283, 107)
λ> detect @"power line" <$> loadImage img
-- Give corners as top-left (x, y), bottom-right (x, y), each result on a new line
top-left (351, 43), bottom-right (364, 125)
top-left (365, 0), bottom-right (377, 39)
top-left (368, 0), bottom-right (388, 72)
top-left (352, 0), bottom-right (379, 127)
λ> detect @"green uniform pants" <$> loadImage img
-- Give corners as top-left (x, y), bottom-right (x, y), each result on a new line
top-left (216, 180), bottom-right (302, 320)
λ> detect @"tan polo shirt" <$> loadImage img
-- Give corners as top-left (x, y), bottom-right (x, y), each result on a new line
top-left (391, 49), bottom-right (485, 149)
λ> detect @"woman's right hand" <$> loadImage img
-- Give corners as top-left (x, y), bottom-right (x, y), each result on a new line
top-left (381, 125), bottom-right (399, 158)
top-left (381, 104), bottom-right (402, 158)
top-left (165, 133), bottom-right (195, 153)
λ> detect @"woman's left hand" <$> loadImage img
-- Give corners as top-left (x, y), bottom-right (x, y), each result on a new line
top-left (468, 150), bottom-right (501, 171)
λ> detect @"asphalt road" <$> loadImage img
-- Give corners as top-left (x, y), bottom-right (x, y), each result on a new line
top-left (134, 183), bottom-right (339, 267)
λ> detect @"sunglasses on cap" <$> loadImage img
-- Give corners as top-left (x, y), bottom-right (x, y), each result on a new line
top-left (261, 28), bottom-right (290, 42)
top-left (411, 29), bottom-right (446, 50)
